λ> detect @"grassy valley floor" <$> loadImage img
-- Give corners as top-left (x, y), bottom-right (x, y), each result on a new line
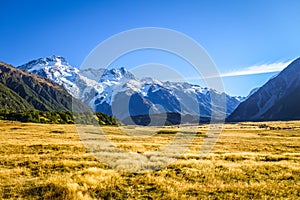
top-left (0, 120), bottom-right (299, 199)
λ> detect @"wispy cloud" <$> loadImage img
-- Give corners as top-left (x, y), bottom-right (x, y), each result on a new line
top-left (142, 60), bottom-right (294, 83)
top-left (220, 60), bottom-right (292, 77)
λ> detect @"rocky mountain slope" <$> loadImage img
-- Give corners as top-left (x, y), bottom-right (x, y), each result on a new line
top-left (228, 57), bottom-right (300, 121)
top-left (0, 62), bottom-right (88, 112)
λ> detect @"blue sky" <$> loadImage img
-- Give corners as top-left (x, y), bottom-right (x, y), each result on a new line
top-left (1, 0), bottom-right (300, 96)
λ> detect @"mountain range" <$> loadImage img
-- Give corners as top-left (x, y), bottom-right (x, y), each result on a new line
top-left (18, 56), bottom-right (242, 124)
top-left (2, 55), bottom-right (300, 124)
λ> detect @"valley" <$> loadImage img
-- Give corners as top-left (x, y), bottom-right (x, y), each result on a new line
top-left (0, 120), bottom-right (299, 199)
top-left (2, 1), bottom-right (300, 199)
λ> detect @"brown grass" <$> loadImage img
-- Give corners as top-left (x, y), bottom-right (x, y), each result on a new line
top-left (0, 120), bottom-right (299, 199)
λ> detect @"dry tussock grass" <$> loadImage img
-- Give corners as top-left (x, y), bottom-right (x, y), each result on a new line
top-left (0, 120), bottom-right (299, 199)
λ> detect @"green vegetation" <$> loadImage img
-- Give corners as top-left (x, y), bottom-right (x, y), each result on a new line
top-left (0, 110), bottom-right (73, 124)
top-left (156, 129), bottom-right (178, 134)
top-left (0, 110), bottom-right (120, 125)
top-left (0, 121), bottom-right (299, 199)
top-left (0, 82), bottom-right (34, 111)
top-left (95, 112), bottom-right (120, 126)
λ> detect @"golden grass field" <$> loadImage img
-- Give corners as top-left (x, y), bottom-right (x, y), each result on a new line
top-left (0, 120), bottom-right (299, 199)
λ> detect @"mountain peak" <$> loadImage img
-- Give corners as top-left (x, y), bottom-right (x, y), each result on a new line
top-left (18, 56), bottom-right (81, 97)
top-left (18, 55), bottom-right (69, 72)
top-left (99, 67), bottom-right (135, 82)
top-left (18, 55), bottom-right (71, 73)
top-left (47, 55), bottom-right (68, 64)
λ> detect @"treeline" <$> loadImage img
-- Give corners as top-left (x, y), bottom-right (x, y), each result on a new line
top-left (0, 109), bottom-right (120, 125)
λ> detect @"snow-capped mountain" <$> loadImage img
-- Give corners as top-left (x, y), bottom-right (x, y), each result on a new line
top-left (18, 56), bottom-right (103, 99)
top-left (18, 56), bottom-right (242, 124)
top-left (19, 56), bottom-right (79, 96)
top-left (88, 69), bottom-right (240, 122)
top-left (228, 57), bottom-right (300, 122)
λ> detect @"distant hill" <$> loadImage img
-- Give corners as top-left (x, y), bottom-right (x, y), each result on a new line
top-left (227, 57), bottom-right (300, 122)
